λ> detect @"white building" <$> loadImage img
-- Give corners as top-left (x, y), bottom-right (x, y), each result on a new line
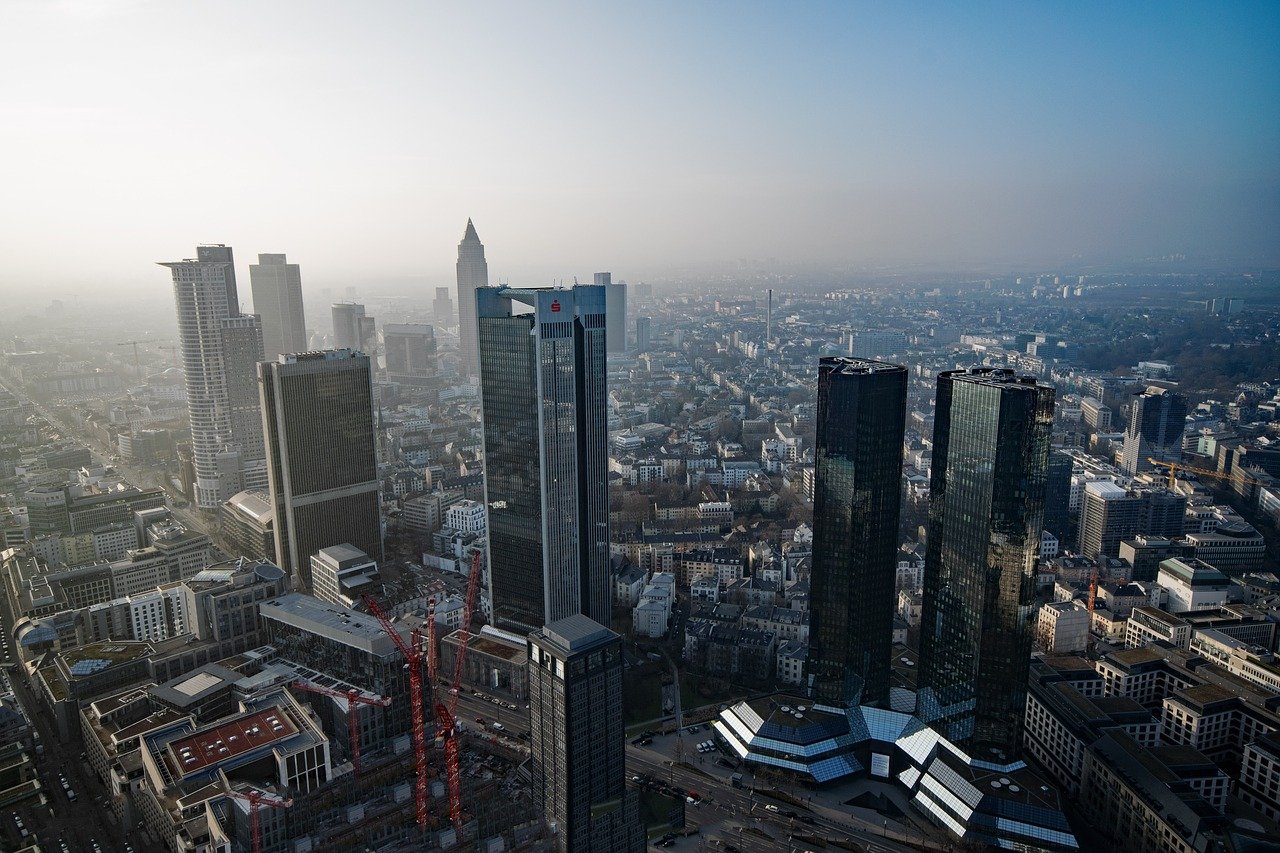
top-left (1035, 601), bottom-right (1090, 653)
top-left (1157, 557), bottom-right (1233, 613)
top-left (1040, 530), bottom-right (1060, 561)
top-left (310, 544), bottom-right (379, 608)
top-left (631, 572), bottom-right (676, 638)
top-left (1126, 606), bottom-right (1191, 649)
top-left (444, 500), bottom-right (487, 535)
top-left (776, 640), bottom-right (806, 686)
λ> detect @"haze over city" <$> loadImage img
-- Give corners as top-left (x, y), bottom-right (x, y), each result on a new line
top-left (2, 0), bottom-right (1278, 301)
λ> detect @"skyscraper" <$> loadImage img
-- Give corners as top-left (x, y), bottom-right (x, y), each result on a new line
top-left (382, 323), bottom-right (437, 383)
top-left (432, 286), bottom-right (454, 327)
top-left (161, 244), bottom-right (266, 508)
top-left (634, 316), bottom-right (652, 352)
top-left (331, 302), bottom-right (373, 352)
top-left (1120, 385), bottom-right (1189, 474)
top-left (598, 272), bottom-right (627, 354)
top-left (477, 284), bottom-right (609, 633)
top-left (249, 253), bottom-right (307, 359)
top-left (528, 615), bottom-right (645, 853)
top-left (456, 219), bottom-right (489, 378)
top-left (806, 358), bottom-right (906, 708)
top-left (259, 350), bottom-right (382, 590)
top-left (219, 314), bottom-right (268, 492)
top-left (917, 367), bottom-right (1054, 759)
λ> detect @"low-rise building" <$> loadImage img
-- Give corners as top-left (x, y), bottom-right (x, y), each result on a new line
top-left (1126, 607), bottom-right (1191, 649)
top-left (1036, 601), bottom-right (1090, 653)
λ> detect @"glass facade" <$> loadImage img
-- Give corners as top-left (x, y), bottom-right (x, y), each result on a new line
top-left (917, 367), bottom-right (1054, 760)
top-left (807, 358), bottom-right (907, 708)
top-left (259, 350), bottom-right (382, 590)
top-left (478, 286), bottom-right (610, 634)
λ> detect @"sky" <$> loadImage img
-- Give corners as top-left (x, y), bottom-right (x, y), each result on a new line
top-left (1, 0), bottom-right (1277, 298)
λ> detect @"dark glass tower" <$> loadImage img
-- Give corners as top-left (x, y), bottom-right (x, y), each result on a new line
top-left (1120, 385), bottom-right (1188, 474)
top-left (917, 367), bottom-right (1054, 760)
top-left (1042, 450), bottom-right (1073, 544)
top-left (478, 285), bottom-right (609, 633)
top-left (259, 349), bottom-right (383, 590)
top-left (806, 358), bottom-right (907, 708)
top-left (528, 615), bottom-right (644, 852)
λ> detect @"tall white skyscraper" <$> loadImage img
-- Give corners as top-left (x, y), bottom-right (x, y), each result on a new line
top-left (598, 272), bottom-right (627, 354)
top-left (249, 253), bottom-right (307, 359)
top-left (161, 245), bottom-right (267, 509)
top-left (456, 219), bottom-right (489, 378)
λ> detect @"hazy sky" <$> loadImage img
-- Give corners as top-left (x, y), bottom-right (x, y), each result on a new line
top-left (2, 1), bottom-right (1277, 297)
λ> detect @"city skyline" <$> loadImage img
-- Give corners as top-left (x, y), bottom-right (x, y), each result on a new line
top-left (2, 3), bottom-right (1278, 298)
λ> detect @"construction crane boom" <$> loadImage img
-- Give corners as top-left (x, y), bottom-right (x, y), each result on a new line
top-left (290, 680), bottom-right (390, 778)
top-left (363, 596), bottom-right (429, 832)
top-left (226, 787), bottom-right (293, 853)
top-left (1148, 457), bottom-right (1234, 490)
top-left (116, 340), bottom-right (143, 379)
top-left (435, 548), bottom-right (484, 838)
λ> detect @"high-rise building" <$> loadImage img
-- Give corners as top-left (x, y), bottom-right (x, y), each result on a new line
top-left (917, 367), bottom-right (1054, 759)
top-left (598, 273), bottom-right (627, 354)
top-left (248, 254), bottom-right (307, 360)
top-left (219, 315), bottom-right (267, 492)
top-left (634, 316), bottom-right (652, 352)
top-left (456, 219), bottom-right (489, 378)
top-left (432, 286), bottom-right (455, 327)
top-left (381, 323), bottom-right (437, 382)
top-left (1043, 450), bottom-right (1074, 544)
top-left (259, 350), bottom-right (382, 590)
top-left (331, 302), bottom-right (375, 354)
top-left (806, 358), bottom-right (906, 708)
top-left (477, 284), bottom-right (609, 633)
top-left (1121, 386), bottom-right (1189, 474)
top-left (528, 615), bottom-right (644, 853)
top-left (1079, 483), bottom-right (1187, 560)
top-left (161, 245), bottom-right (266, 508)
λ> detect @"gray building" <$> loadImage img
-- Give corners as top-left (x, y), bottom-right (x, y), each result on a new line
top-left (599, 272), bottom-right (626, 354)
top-left (1121, 385), bottom-right (1188, 474)
top-left (477, 285), bottom-right (609, 633)
top-left (330, 302), bottom-right (374, 353)
top-left (160, 245), bottom-right (266, 508)
top-left (381, 323), bottom-right (437, 382)
top-left (528, 615), bottom-right (644, 853)
top-left (432, 285), bottom-right (454, 327)
top-left (917, 367), bottom-right (1054, 760)
top-left (259, 350), bottom-right (382, 591)
top-left (248, 253), bottom-right (307, 360)
top-left (456, 219), bottom-right (489, 378)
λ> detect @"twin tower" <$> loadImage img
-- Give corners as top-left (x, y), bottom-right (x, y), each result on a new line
top-left (809, 359), bottom-right (1053, 759)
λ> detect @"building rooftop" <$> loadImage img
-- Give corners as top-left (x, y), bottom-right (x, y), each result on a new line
top-left (166, 706), bottom-right (298, 775)
top-left (537, 614), bottom-right (615, 655)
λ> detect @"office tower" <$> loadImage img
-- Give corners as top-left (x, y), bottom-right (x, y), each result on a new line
top-left (1121, 386), bottom-right (1189, 474)
top-left (806, 358), bottom-right (907, 708)
top-left (917, 367), bottom-right (1054, 759)
top-left (598, 272), bottom-right (627, 354)
top-left (219, 315), bottom-right (268, 492)
top-left (249, 254), bottom-right (307, 359)
top-left (456, 219), bottom-right (489, 377)
top-left (259, 350), bottom-right (382, 590)
top-left (1043, 450), bottom-right (1074, 543)
top-left (634, 316), bottom-right (652, 352)
top-left (528, 615), bottom-right (644, 853)
top-left (161, 245), bottom-right (266, 509)
top-left (331, 302), bottom-right (373, 351)
top-left (432, 286), bottom-right (454, 327)
top-left (766, 288), bottom-right (773, 342)
top-left (477, 284), bottom-right (608, 633)
top-left (1079, 483), bottom-right (1187, 560)
top-left (850, 330), bottom-right (907, 359)
top-left (381, 323), bottom-right (437, 382)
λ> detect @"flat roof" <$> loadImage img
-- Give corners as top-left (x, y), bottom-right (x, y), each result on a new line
top-left (167, 707), bottom-right (297, 775)
top-left (537, 614), bottom-right (615, 656)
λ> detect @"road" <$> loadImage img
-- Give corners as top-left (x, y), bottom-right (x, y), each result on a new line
top-left (623, 745), bottom-right (926, 853)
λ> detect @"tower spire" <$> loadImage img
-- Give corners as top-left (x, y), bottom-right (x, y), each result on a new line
top-left (463, 218), bottom-right (479, 241)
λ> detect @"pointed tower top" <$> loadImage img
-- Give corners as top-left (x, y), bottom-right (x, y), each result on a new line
top-left (463, 218), bottom-right (479, 242)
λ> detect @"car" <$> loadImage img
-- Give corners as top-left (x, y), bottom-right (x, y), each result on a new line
top-left (630, 737), bottom-right (646, 746)
top-left (639, 737), bottom-right (653, 746)
top-left (764, 803), bottom-right (779, 812)
top-left (660, 841), bottom-right (675, 849)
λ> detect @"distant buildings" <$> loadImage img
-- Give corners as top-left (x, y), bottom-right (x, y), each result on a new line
top-left (331, 302), bottom-right (374, 353)
top-left (248, 253), bottom-right (307, 360)
top-left (806, 358), bottom-right (906, 708)
top-left (455, 219), bottom-right (489, 378)
top-left (477, 285), bottom-right (609, 633)
top-left (599, 272), bottom-right (627, 354)
top-left (432, 285), bottom-right (455, 327)
top-left (527, 616), bottom-right (644, 852)
top-left (259, 350), bottom-right (382, 590)
top-left (917, 367), bottom-right (1053, 760)
top-left (381, 323), bottom-right (437, 383)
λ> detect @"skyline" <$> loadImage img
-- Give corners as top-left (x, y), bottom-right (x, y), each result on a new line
top-left (1, 1), bottom-right (1278, 298)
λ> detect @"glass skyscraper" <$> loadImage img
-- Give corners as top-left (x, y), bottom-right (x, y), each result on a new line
top-left (477, 285), bottom-right (609, 634)
top-left (917, 367), bottom-right (1054, 760)
top-left (259, 349), bottom-right (382, 591)
top-left (807, 357), bottom-right (907, 708)
top-left (1120, 385), bottom-right (1189, 474)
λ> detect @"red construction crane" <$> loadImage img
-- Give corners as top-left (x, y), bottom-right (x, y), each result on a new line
top-left (426, 597), bottom-right (438, 687)
top-left (434, 548), bottom-right (485, 838)
top-left (290, 680), bottom-right (391, 778)
top-left (363, 595), bottom-right (429, 832)
top-left (226, 787), bottom-right (293, 853)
